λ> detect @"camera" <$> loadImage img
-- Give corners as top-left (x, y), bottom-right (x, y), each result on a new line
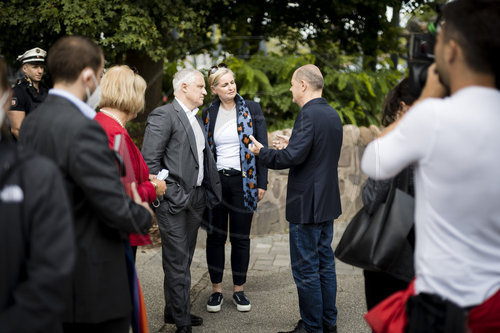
top-left (407, 6), bottom-right (442, 98)
top-left (407, 32), bottom-right (436, 98)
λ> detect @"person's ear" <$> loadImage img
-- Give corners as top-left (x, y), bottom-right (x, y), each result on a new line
top-left (181, 82), bottom-right (189, 93)
top-left (445, 39), bottom-right (459, 66)
top-left (300, 80), bottom-right (307, 92)
top-left (82, 68), bottom-right (93, 81)
top-left (81, 68), bottom-right (96, 88)
top-left (210, 85), bottom-right (217, 95)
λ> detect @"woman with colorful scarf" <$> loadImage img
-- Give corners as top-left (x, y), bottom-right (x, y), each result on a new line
top-left (202, 64), bottom-right (268, 313)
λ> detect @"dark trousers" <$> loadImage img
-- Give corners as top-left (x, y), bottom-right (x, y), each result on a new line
top-left (206, 173), bottom-right (253, 286)
top-left (62, 315), bottom-right (131, 333)
top-left (157, 187), bottom-right (206, 327)
top-left (363, 270), bottom-right (409, 310)
top-left (131, 246), bottom-right (137, 262)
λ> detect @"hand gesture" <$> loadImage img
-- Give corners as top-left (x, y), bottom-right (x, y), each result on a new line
top-left (272, 134), bottom-right (289, 150)
top-left (249, 135), bottom-right (263, 155)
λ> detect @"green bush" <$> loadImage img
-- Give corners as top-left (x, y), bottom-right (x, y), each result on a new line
top-left (212, 48), bottom-right (403, 129)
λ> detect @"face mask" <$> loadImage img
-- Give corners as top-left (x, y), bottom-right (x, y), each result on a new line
top-left (85, 73), bottom-right (101, 110)
top-left (0, 90), bottom-right (9, 126)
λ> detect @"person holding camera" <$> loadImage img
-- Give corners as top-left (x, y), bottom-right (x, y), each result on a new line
top-left (362, 0), bottom-right (500, 331)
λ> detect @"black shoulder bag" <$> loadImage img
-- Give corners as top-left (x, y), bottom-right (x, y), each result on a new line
top-left (335, 169), bottom-right (415, 282)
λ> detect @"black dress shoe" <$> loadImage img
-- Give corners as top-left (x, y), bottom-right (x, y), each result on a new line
top-left (278, 320), bottom-right (311, 333)
top-left (188, 314), bottom-right (203, 326)
top-left (165, 314), bottom-right (203, 326)
top-left (324, 323), bottom-right (337, 333)
top-left (175, 326), bottom-right (192, 333)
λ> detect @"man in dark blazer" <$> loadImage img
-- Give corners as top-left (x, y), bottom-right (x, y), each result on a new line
top-left (19, 36), bottom-right (153, 333)
top-left (249, 64), bottom-right (342, 333)
top-left (141, 69), bottom-right (221, 333)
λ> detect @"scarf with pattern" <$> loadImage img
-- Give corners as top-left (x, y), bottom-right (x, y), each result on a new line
top-left (205, 93), bottom-right (258, 211)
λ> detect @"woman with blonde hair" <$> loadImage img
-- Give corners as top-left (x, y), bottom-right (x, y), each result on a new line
top-left (202, 64), bottom-right (268, 313)
top-left (95, 65), bottom-right (166, 260)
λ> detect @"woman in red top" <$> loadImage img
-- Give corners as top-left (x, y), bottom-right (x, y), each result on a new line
top-left (95, 65), bottom-right (166, 261)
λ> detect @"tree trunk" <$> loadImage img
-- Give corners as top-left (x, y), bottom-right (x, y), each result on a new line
top-left (390, 3), bottom-right (401, 70)
top-left (124, 51), bottom-right (163, 148)
top-left (126, 51), bottom-right (164, 123)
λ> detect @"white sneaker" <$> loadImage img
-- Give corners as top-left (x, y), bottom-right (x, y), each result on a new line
top-left (207, 292), bottom-right (223, 312)
top-left (232, 291), bottom-right (251, 312)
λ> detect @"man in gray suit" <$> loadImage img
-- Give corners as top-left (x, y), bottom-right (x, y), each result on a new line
top-left (142, 69), bottom-right (221, 333)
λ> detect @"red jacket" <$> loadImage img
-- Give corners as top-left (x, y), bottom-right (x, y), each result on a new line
top-left (95, 112), bottom-right (155, 246)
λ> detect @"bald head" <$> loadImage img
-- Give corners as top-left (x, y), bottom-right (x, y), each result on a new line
top-left (294, 65), bottom-right (324, 91)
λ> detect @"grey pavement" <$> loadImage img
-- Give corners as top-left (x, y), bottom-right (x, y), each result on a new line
top-left (136, 226), bottom-right (370, 333)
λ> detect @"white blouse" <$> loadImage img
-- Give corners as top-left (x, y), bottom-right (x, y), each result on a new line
top-left (214, 105), bottom-right (241, 171)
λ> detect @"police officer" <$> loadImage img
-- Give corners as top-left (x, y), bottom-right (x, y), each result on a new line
top-left (8, 47), bottom-right (48, 138)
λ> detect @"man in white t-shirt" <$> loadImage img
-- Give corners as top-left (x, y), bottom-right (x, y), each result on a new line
top-left (361, 0), bottom-right (500, 331)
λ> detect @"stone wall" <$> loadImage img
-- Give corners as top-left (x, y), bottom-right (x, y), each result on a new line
top-left (251, 125), bottom-right (381, 237)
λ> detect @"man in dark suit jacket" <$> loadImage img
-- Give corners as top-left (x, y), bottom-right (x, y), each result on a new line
top-left (249, 64), bottom-right (342, 333)
top-left (141, 69), bottom-right (221, 333)
top-left (19, 36), bottom-right (153, 333)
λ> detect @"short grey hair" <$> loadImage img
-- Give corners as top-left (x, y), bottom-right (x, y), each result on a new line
top-left (294, 64), bottom-right (324, 91)
top-left (172, 68), bottom-right (202, 93)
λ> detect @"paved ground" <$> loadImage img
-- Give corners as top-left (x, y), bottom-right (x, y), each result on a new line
top-left (136, 227), bottom-right (371, 333)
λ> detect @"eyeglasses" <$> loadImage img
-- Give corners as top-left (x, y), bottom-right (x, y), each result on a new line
top-left (128, 66), bottom-right (139, 74)
top-left (208, 63), bottom-right (228, 76)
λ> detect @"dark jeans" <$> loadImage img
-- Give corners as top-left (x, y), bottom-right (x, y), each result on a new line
top-left (206, 173), bottom-right (253, 286)
top-left (289, 221), bottom-right (337, 333)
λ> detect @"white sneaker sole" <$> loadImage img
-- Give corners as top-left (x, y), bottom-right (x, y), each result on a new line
top-left (207, 298), bottom-right (223, 313)
top-left (233, 299), bottom-right (251, 312)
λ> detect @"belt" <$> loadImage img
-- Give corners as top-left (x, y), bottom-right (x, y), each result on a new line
top-left (219, 168), bottom-right (241, 177)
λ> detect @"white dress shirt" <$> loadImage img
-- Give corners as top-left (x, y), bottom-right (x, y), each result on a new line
top-left (361, 87), bottom-right (500, 307)
top-left (175, 97), bottom-right (205, 186)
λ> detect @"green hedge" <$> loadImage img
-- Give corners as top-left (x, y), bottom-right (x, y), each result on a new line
top-left (216, 50), bottom-right (403, 130)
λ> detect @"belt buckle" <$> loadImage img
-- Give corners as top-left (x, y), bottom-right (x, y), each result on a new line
top-left (222, 169), bottom-right (230, 177)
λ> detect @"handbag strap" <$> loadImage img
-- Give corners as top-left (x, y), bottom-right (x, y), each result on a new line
top-left (394, 167), bottom-right (413, 195)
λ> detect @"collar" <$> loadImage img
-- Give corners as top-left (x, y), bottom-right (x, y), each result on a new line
top-left (49, 88), bottom-right (96, 119)
top-left (175, 97), bottom-right (199, 117)
top-left (302, 97), bottom-right (327, 109)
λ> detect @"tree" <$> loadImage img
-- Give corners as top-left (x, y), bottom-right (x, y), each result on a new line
top-left (0, 0), bottom-right (215, 118)
top-left (207, 0), bottom-right (439, 69)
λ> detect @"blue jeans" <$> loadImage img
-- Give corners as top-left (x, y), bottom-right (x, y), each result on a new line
top-left (289, 221), bottom-right (338, 333)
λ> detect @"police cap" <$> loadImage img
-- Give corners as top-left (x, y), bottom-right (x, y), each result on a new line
top-left (17, 47), bottom-right (47, 64)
